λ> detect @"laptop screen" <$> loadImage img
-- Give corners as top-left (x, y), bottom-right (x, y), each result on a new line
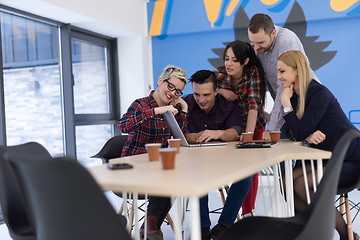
top-left (163, 111), bottom-right (189, 146)
top-left (163, 111), bottom-right (228, 147)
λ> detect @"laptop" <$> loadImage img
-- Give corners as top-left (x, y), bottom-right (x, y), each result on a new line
top-left (163, 111), bottom-right (228, 147)
top-left (235, 141), bottom-right (279, 149)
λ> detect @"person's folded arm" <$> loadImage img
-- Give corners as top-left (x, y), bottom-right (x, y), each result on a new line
top-left (218, 128), bottom-right (239, 141)
top-left (118, 101), bottom-right (154, 133)
top-left (284, 89), bottom-right (330, 141)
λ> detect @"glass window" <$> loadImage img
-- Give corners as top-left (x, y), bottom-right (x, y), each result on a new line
top-left (0, 7), bottom-right (118, 162)
top-left (72, 38), bottom-right (110, 114)
top-left (75, 124), bottom-right (113, 167)
top-left (1, 11), bottom-right (64, 156)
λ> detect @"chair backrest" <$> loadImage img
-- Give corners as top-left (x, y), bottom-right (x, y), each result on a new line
top-left (337, 163), bottom-right (360, 195)
top-left (9, 155), bottom-right (132, 240)
top-left (0, 142), bottom-right (51, 240)
top-left (296, 129), bottom-right (360, 240)
top-left (91, 135), bottom-right (128, 164)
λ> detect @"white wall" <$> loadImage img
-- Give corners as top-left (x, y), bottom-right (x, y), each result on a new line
top-left (1, 0), bottom-right (153, 115)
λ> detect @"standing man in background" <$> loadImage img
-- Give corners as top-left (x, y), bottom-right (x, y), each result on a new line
top-left (247, 13), bottom-right (319, 140)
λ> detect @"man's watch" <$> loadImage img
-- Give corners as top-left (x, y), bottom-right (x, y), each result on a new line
top-left (283, 106), bottom-right (293, 114)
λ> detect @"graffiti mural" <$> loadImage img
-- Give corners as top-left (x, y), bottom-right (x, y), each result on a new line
top-left (147, 0), bottom-right (360, 124)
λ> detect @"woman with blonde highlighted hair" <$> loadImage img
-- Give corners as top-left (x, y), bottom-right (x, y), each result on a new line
top-left (278, 50), bottom-right (360, 240)
top-left (118, 65), bottom-right (188, 240)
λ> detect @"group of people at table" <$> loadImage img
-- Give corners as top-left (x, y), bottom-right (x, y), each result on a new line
top-left (117, 13), bottom-right (360, 240)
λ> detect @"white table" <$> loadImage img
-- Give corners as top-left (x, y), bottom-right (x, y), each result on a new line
top-left (88, 140), bottom-right (331, 240)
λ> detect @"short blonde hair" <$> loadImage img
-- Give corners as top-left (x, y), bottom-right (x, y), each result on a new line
top-left (278, 51), bottom-right (311, 119)
top-left (159, 65), bottom-right (187, 85)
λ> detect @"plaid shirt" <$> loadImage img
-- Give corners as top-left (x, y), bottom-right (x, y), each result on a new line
top-left (214, 66), bottom-right (267, 131)
top-left (183, 94), bottom-right (243, 134)
top-left (118, 91), bottom-right (187, 157)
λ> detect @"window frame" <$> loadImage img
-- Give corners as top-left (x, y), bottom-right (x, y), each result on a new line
top-left (0, 5), bottom-right (120, 159)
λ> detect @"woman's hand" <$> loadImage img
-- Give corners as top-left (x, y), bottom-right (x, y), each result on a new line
top-left (281, 84), bottom-right (294, 106)
top-left (172, 97), bottom-right (188, 113)
top-left (305, 130), bottom-right (326, 145)
top-left (218, 88), bottom-right (238, 101)
top-left (263, 130), bottom-right (271, 141)
top-left (154, 105), bottom-right (178, 115)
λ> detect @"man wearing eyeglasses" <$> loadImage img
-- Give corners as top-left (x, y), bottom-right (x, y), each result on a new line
top-left (182, 70), bottom-right (252, 240)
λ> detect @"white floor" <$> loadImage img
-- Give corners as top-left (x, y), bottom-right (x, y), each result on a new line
top-left (1, 184), bottom-right (359, 240)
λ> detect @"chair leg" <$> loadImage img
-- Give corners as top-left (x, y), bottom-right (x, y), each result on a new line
top-left (129, 203), bottom-right (135, 233)
top-left (165, 214), bottom-right (175, 233)
top-left (224, 185), bottom-right (230, 196)
top-left (218, 187), bottom-right (226, 205)
top-left (344, 194), bottom-right (354, 240)
top-left (182, 198), bottom-right (189, 225)
top-left (118, 203), bottom-right (124, 215)
top-left (339, 194), bottom-right (346, 215)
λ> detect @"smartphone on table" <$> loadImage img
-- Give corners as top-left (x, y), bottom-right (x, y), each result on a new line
top-left (107, 163), bottom-right (133, 170)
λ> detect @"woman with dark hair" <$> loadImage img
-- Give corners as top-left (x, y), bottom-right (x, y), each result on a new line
top-left (214, 40), bottom-right (267, 218)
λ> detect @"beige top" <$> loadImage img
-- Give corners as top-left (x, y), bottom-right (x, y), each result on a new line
top-left (88, 140), bottom-right (331, 198)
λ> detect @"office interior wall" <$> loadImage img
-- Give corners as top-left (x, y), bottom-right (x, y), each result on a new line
top-left (1, 0), bottom-right (153, 116)
top-left (147, 0), bottom-right (360, 127)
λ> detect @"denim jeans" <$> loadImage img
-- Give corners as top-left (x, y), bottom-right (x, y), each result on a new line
top-left (199, 176), bottom-right (253, 227)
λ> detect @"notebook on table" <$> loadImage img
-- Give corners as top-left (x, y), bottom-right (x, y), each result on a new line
top-left (163, 111), bottom-right (228, 147)
top-left (235, 141), bottom-right (279, 149)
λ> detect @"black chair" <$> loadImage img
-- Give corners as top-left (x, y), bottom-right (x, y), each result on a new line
top-left (91, 135), bottom-right (140, 216)
top-left (218, 129), bottom-right (360, 240)
top-left (90, 135), bottom-right (129, 164)
top-left (337, 174), bottom-right (360, 240)
top-left (91, 135), bottom-right (175, 231)
top-left (0, 206), bottom-right (4, 224)
top-left (0, 142), bottom-right (51, 240)
top-left (8, 155), bottom-right (132, 240)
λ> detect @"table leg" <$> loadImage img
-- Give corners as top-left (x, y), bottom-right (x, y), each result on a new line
top-left (316, 159), bottom-right (323, 183)
top-left (144, 194), bottom-right (148, 240)
top-left (301, 159), bottom-right (311, 204)
top-left (273, 164), bottom-right (281, 217)
top-left (133, 193), bottom-right (140, 240)
top-left (182, 197), bottom-right (188, 240)
top-left (190, 197), bottom-right (201, 240)
top-left (310, 160), bottom-right (317, 192)
top-left (284, 160), bottom-right (295, 216)
top-left (171, 196), bottom-right (183, 240)
top-left (122, 192), bottom-right (131, 232)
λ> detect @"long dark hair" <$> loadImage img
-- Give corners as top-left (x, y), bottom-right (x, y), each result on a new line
top-left (223, 40), bottom-right (266, 105)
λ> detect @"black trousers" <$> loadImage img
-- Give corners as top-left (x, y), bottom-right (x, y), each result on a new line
top-left (147, 196), bottom-right (172, 229)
